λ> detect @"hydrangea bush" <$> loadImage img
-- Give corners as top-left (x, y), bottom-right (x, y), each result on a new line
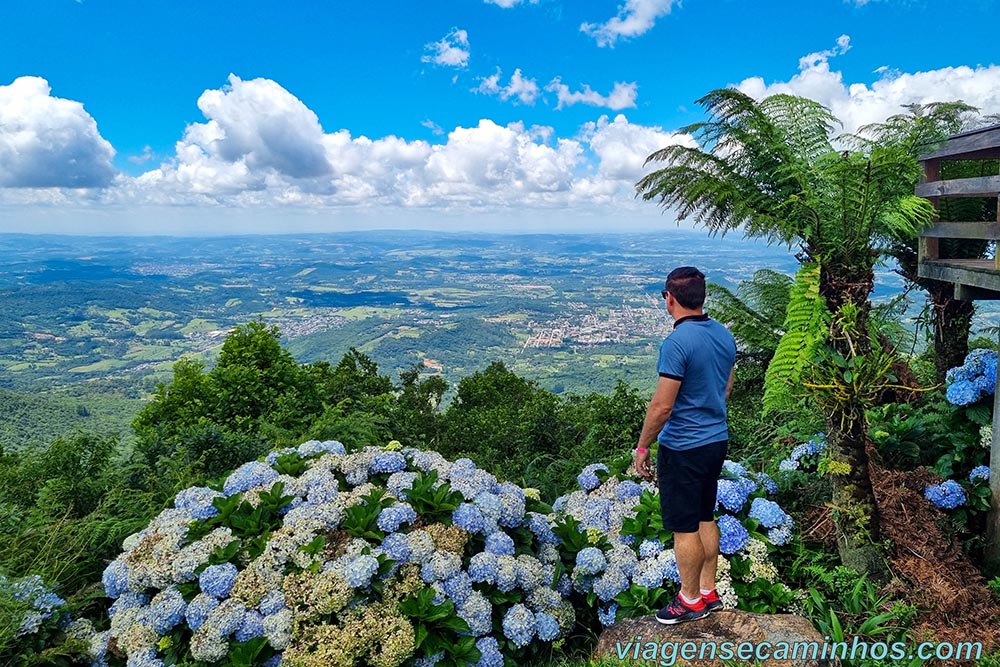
top-left (945, 349), bottom-right (998, 406)
top-left (84, 440), bottom-right (802, 667)
top-left (925, 465), bottom-right (992, 514)
top-left (0, 573), bottom-right (95, 666)
top-left (549, 457), bottom-right (796, 624)
top-left (92, 440), bottom-right (574, 667)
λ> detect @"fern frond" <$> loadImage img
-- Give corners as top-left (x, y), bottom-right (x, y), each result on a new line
top-left (763, 263), bottom-right (831, 415)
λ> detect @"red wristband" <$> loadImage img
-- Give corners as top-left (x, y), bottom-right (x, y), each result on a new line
top-left (636, 447), bottom-right (648, 454)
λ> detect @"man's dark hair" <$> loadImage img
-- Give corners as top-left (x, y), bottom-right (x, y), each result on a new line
top-left (665, 266), bottom-right (706, 309)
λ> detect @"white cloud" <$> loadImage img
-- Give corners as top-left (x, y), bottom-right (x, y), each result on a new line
top-left (422, 28), bottom-right (470, 68)
top-left (581, 0), bottom-right (675, 48)
top-left (421, 119), bottom-right (445, 135)
top-left (546, 78), bottom-right (638, 110)
top-left (484, 0), bottom-right (538, 6)
top-left (474, 68), bottom-right (540, 105)
top-left (424, 119), bottom-right (582, 203)
top-left (581, 114), bottom-right (696, 180)
top-left (0, 75), bottom-right (689, 219)
top-left (0, 76), bottom-right (116, 188)
top-left (798, 34), bottom-right (851, 71)
top-left (735, 36), bottom-right (1000, 135)
top-left (129, 145), bottom-right (155, 165)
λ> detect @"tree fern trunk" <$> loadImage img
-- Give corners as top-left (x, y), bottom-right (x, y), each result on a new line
top-left (930, 282), bottom-right (974, 384)
top-left (819, 263), bottom-right (888, 579)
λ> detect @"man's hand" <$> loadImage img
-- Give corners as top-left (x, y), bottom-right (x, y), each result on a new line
top-left (634, 448), bottom-right (653, 480)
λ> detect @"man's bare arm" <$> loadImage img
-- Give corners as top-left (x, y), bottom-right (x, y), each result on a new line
top-left (634, 377), bottom-right (681, 479)
top-left (725, 367), bottom-right (734, 401)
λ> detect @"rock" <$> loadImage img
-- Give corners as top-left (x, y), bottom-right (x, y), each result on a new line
top-left (594, 610), bottom-right (840, 667)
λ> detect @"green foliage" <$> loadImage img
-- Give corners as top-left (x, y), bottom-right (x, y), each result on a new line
top-left (405, 470), bottom-right (464, 525)
top-left (399, 588), bottom-right (480, 667)
top-left (763, 263), bottom-right (830, 415)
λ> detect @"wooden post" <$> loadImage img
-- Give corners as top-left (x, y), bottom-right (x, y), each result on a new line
top-left (988, 330), bottom-right (1000, 567)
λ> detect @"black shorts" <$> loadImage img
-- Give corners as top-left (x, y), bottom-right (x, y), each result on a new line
top-left (657, 440), bottom-right (728, 533)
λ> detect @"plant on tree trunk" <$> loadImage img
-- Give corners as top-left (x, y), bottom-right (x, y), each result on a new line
top-left (635, 89), bottom-right (936, 576)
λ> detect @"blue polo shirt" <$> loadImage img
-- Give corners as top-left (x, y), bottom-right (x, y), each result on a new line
top-left (656, 313), bottom-right (737, 451)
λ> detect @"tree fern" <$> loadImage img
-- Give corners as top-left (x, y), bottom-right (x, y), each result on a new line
top-left (708, 269), bottom-right (792, 358)
top-left (763, 263), bottom-right (830, 414)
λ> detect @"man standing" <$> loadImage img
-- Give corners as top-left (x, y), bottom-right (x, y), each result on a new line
top-left (633, 266), bottom-right (736, 625)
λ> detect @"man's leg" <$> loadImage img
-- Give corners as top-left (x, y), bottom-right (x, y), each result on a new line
top-left (674, 530), bottom-right (705, 601)
top-left (698, 519), bottom-right (720, 592)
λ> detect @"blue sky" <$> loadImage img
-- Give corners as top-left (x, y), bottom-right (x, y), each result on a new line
top-left (1, 0), bottom-right (999, 234)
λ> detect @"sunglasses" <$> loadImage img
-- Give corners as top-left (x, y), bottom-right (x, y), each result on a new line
top-left (661, 289), bottom-right (669, 299)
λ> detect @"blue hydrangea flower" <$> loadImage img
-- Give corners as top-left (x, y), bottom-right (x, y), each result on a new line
top-left (593, 566), bottom-right (629, 602)
top-left (555, 573), bottom-right (572, 597)
top-left (377, 503), bottom-right (417, 533)
top-left (722, 460), bottom-right (749, 478)
top-left (498, 487), bottom-right (526, 528)
top-left (582, 497), bottom-right (613, 532)
top-left (502, 604), bottom-right (536, 648)
top-left (453, 503), bottom-right (487, 533)
top-left (485, 532), bottom-right (515, 556)
top-left (264, 447), bottom-right (297, 465)
top-left (457, 591), bottom-right (492, 636)
top-left (199, 563), bottom-right (238, 599)
top-left (577, 463), bottom-right (609, 491)
top-left (235, 610), bottom-right (265, 641)
top-left (535, 611), bottom-right (560, 641)
top-left (381, 533), bottom-right (412, 563)
top-left (185, 593), bottom-right (218, 631)
top-left (371, 451), bottom-right (407, 474)
top-left (223, 461), bottom-right (279, 496)
top-left (924, 480), bottom-right (967, 509)
top-left (718, 515), bottom-right (749, 554)
top-left (638, 539), bottom-right (663, 559)
top-left (263, 655), bottom-right (283, 667)
top-left (598, 603), bottom-right (618, 627)
top-left (387, 471), bottom-right (418, 499)
top-left (442, 573), bottom-right (474, 605)
top-left (343, 554), bottom-right (380, 588)
top-left (947, 380), bottom-right (982, 406)
top-left (102, 560), bottom-right (129, 599)
top-left (468, 552), bottom-right (498, 584)
top-left (414, 652), bottom-right (445, 667)
top-left (659, 554), bottom-right (680, 584)
top-left (616, 480), bottom-right (644, 500)
top-left (633, 560), bottom-right (665, 588)
top-left (495, 556), bottom-right (518, 592)
top-left (756, 472), bottom-right (779, 495)
top-left (422, 551), bottom-right (462, 582)
top-left (575, 547), bottom-right (607, 575)
top-left (298, 440), bottom-right (346, 457)
top-left (970, 466), bottom-right (991, 482)
top-left (109, 591), bottom-right (148, 618)
top-left (768, 521), bottom-right (794, 547)
top-left (476, 637), bottom-right (504, 667)
top-left (525, 512), bottom-right (560, 545)
top-left (126, 648), bottom-right (164, 667)
top-left (5, 575), bottom-right (65, 636)
top-left (748, 497), bottom-right (789, 529)
top-left (174, 486), bottom-right (223, 520)
top-left (258, 590), bottom-right (286, 616)
top-left (147, 588), bottom-right (186, 634)
top-left (716, 479), bottom-right (750, 513)
top-left (778, 458), bottom-right (799, 472)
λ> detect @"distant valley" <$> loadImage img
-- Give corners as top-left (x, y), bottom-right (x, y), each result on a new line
top-left (0, 229), bottom-right (976, 449)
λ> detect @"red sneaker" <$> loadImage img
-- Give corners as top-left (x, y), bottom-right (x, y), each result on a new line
top-left (702, 588), bottom-right (723, 611)
top-left (655, 594), bottom-right (709, 625)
